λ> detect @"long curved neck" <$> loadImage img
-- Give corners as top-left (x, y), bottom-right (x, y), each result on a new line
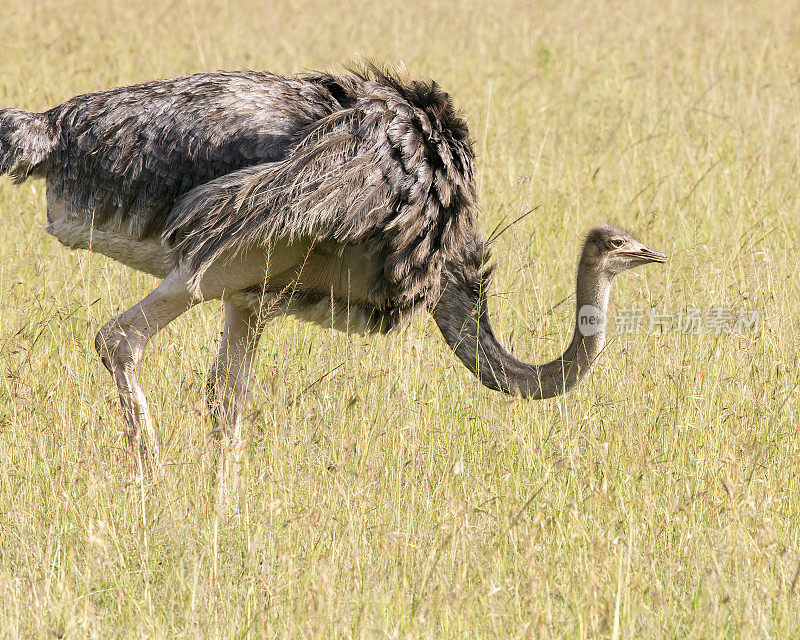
top-left (433, 255), bottom-right (612, 399)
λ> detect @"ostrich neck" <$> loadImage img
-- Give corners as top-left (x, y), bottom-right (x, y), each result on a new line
top-left (531, 264), bottom-right (611, 399)
top-left (433, 257), bottom-right (613, 399)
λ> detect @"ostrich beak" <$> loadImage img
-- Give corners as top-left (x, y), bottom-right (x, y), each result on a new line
top-left (625, 244), bottom-right (668, 264)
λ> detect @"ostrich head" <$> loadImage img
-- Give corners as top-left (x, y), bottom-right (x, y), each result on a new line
top-left (580, 224), bottom-right (667, 277)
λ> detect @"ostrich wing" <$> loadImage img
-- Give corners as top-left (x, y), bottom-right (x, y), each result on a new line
top-left (164, 110), bottom-right (390, 284)
top-left (164, 77), bottom-right (478, 316)
top-left (45, 71), bottom-right (346, 237)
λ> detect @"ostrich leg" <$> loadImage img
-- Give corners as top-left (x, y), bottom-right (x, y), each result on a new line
top-left (207, 301), bottom-right (265, 510)
top-left (95, 270), bottom-right (197, 463)
top-left (95, 241), bottom-right (308, 469)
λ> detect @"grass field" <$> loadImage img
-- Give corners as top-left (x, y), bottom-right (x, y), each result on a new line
top-left (1, 0), bottom-right (800, 637)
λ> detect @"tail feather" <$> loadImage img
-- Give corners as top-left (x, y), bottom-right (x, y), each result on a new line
top-left (0, 109), bottom-right (57, 183)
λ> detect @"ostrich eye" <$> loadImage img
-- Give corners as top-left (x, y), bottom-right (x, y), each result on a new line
top-left (607, 238), bottom-right (625, 250)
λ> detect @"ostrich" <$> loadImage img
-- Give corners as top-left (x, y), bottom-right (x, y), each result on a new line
top-left (0, 65), bottom-right (665, 500)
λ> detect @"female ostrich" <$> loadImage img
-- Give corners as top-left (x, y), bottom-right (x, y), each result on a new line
top-left (0, 66), bottom-right (665, 495)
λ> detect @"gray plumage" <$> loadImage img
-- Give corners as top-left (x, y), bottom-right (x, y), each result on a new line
top-left (164, 69), bottom-right (477, 325)
top-left (16, 71), bottom-right (347, 236)
top-left (3, 66), bottom-right (478, 329)
top-left (0, 108), bottom-right (56, 182)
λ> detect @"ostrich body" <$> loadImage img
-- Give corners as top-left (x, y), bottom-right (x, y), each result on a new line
top-left (0, 67), bottom-right (665, 499)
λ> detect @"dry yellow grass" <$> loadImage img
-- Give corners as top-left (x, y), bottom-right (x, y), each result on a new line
top-left (1, 0), bottom-right (799, 637)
